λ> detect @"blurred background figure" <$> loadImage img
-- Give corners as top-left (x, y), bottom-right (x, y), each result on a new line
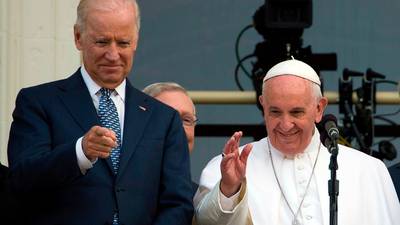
top-left (389, 163), bottom-right (400, 201)
top-left (143, 82), bottom-right (198, 193)
top-left (143, 82), bottom-right (197, 153)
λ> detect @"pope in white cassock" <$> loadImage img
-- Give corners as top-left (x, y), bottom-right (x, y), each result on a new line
top-left (193, 59), bottom-right (400, 225)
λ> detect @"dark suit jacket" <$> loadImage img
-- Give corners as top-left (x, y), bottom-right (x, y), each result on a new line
top-left (1, 164), bottom-right (19, 224)
top-left (7, 69), bottom-right (194, 225)
top-left (389, 163), bottom-right (400, 201)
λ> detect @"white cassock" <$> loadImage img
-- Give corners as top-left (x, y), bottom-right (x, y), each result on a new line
top-left (194, 129), bottom-right (400, 225)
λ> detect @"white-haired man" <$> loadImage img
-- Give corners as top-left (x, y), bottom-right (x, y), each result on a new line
top-left (143, 82), bottom-right (198, 194)
top-left (194, 59), bottom-right (400, 225)
top-left (143, 82), bottom-right (197, 154)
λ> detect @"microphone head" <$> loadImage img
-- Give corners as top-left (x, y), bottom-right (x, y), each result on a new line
top-left (317, 114), bottom-right (339, 146)
top-left (321, 114), bottom-right (338, 125)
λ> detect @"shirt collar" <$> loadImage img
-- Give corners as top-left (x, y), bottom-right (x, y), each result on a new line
top-left (303, 128), bottom-right (321, 153)
top-left (80, 65), bottom-right (126, 102)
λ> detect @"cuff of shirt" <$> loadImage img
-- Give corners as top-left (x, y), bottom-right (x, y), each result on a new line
top-left (219, 180), bottom-right (246, 212)
top-left (76, 136), bottom-right (95, 174)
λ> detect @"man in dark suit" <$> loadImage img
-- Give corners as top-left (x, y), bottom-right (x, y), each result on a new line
top-left (7, 0), bottom-right (193, 224)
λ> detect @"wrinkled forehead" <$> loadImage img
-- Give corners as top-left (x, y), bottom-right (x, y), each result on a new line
top-left (157, 90), bottom-right (196, 113)
top-left (263, 75), bottom-right (317, 104)
top-left (265, 74), bottom-right (313, 86)
top-left (265, 75), bottom-right (311, 92)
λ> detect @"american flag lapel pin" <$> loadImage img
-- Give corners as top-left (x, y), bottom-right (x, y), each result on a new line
top-left (139, 105), bottom-right (147, 111)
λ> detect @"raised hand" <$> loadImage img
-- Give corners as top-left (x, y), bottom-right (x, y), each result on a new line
top-left (82, 125), bottom-right (117, 161)
top-left (220, 131), bottom-right (252, 197)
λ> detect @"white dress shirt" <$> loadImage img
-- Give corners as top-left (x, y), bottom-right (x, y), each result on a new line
top-left (75, 66), bottom-right (126, 174)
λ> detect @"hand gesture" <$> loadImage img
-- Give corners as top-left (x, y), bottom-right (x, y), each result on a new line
top-left (220, 131), bottom-right (252, 197)
top-left (82, 126), bottom-right (117, 161)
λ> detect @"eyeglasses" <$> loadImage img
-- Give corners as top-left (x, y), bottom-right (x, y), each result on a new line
top-left (181, 115), bottom-right (198, 127)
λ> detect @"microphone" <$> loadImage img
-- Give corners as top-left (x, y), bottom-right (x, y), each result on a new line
top-left (324, 114), bottom-right (339, 141)
top-left (317, 114), bottom-right (339, 149)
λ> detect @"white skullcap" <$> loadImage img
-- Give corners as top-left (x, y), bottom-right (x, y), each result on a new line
top-left (263, 58), bottom-right (321, 86)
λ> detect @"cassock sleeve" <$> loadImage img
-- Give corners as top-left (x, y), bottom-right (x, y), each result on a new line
top-left (194, 152), bottom-right (253, 225)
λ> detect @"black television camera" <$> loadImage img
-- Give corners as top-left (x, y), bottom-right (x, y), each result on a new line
top-left (251, 0), bottom-right (337, 112)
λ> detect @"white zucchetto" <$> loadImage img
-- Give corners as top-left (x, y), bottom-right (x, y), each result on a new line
top-left (263, 58), bottom-right (321, 86)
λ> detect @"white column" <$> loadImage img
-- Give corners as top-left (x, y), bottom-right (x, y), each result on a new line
top-left (0, 0), bottom-right (8, 164)
top-left (0, 0), bottom-right (81, 165)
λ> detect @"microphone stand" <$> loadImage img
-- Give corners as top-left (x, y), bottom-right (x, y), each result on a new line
top-left (343, 102), bottom-right (367, 150)
top-left (326, 138), bottom-right (339, 225)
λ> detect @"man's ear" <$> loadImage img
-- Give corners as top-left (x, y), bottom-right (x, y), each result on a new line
top-left (74, 25), bottom-right (83, 50)
top-left (315, 97), bottom-right (328, 123)
top-left (132, 33), bottom-right (139, 51)
top-left (258, 95), bottom-right (264, 107)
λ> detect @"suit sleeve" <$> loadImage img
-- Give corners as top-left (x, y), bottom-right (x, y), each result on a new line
top-left (7, 89), bottom-right (82, 193)
top-left (153, 111), bottom-right (194, 225)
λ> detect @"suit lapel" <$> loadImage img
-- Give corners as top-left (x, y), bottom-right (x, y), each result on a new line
top-left (57, 74), bottom-right (153, 176)
top-left (117, 82), bottom-right (152, 179)
top-left (57, 70), bottom-right (114, 173)
top-left (57, 70), bottom-right (99, 133)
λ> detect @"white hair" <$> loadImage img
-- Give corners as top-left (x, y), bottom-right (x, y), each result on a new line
top-left (75, 0), bottom-right (140, 33)
top-left (143, 82), bottom-right (189, 97)
top-left (143, 82), bottom-right (196, 114)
